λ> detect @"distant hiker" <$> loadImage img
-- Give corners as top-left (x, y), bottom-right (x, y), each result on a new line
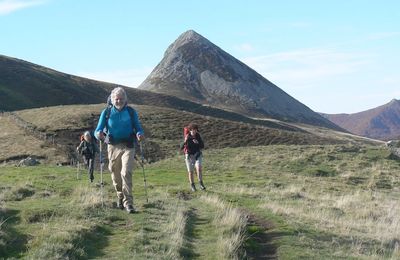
top-left (386, 140), bottom-right (400, 159)
top-left (76, 131), bottom-right (99, 182)
top-left (181, 123), bottom-right (206, 191)
top-left (95, 87), bottom-right (144, 214)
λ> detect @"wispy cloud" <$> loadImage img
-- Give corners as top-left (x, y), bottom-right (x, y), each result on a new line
top-left (380, 75), bottom-right (400, 86)
top-left (233, 43), bottom-right (254, 52)
top-left (241, 48), bottom-right (373, 89)
top-left (366, 31), bottom-right (400, 41)
top-left (77, 67), bottom-right (153, 88)
top-left (0, 0), bottom-right (47, 15)
top-left (240, 48), bottom-right (397, 113)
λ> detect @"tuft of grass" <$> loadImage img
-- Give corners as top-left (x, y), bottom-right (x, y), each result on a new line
top-left (71, 184), bottom-right (105, 209)
top-left (165, 203), bottom-right (189, 259)
top-left (304, 166), bottom-right (337, 177)
top-left (126, 194), bottom-right (195, 259)
top-left (201, 195), bottom-right (247, 259)
top-left (27, 217), bottom-right (94, 259)
top-left (20, 208), bottom-right (58, 223)
top-left (1, 183), bottom-right (35, 201)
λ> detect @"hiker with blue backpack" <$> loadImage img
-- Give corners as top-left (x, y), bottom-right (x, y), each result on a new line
top-left (95, 87), bottom-right (145, 214)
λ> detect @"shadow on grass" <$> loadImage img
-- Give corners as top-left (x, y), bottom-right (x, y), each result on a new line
top-left (0, 209), bottom-right (30, 258)
top-left (291, 227), bottom-right (399, 258)
top-left (80, 225), bottom-right (112, 259)
top-left (245, 214), bottom-right (279, 260)
top-left (180, 208), bottom-right (200, 259)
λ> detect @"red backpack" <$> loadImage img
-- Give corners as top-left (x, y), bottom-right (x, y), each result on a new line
top-left (184, 127), bottom-right (190, 138)
top-left (182, 127), bottom-right (190, 154)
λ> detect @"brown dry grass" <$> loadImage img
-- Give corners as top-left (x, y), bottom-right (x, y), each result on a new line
top-left (200, 195), bottom-right (247, 259)
top-left (0, 114), bottom-right (64, 164)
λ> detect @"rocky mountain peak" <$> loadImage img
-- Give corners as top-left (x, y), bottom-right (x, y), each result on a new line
top-left (388, 98), bottom-right (399, 106)
top-left (168, 30), bottom-right (206, 47)
top-left (139, 30), bottom-right (340, 129)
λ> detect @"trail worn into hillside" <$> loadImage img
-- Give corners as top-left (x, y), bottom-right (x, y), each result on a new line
top-left (245, 212), bottom-right (278, 259)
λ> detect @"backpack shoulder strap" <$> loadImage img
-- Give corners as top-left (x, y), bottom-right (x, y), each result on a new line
top-left (126, 106), bottom-right (137, 135)
top-left (126, 106), bottom-right (136, 119)
top-left (105, 105), bottom-right (112, 120)
top-left (104, 106), bottom-right (112, 132)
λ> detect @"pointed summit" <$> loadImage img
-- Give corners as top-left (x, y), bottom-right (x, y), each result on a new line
top-left (168, 30), bottom-right (207, 48)
top-left (161, 30), bottom-right (215, 66)
top-left (388, 98), bottom-right (399, 105)
top-left (139, 30), bottom-right (338, 128)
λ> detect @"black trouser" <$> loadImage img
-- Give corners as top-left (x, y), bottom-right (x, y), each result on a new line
top-left (84, 156), bottom-right (95, 181)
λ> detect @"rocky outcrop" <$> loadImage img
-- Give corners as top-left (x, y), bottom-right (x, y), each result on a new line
top-left (17, 157), bottom-right (40, 166)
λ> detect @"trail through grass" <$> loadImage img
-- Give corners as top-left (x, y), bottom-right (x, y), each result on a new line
top-left (1, 144), bottom-right (399, 259)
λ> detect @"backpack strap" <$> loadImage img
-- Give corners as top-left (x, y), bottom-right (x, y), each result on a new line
top-left (127, 106), bottom-right (136, 132)
top-left (104, 105), bottom-right (113, 133)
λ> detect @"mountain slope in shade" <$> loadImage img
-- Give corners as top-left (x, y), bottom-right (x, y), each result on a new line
top-left (0, 54), bottom-right (309, 132)
top-left (0, 54), bottom-right (120, 111)
top-left (139, 30), bottom-right (340, 130)
top-left (322, 99), bottom-right (400, 141)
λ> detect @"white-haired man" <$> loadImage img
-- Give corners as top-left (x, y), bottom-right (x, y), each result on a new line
top-left (95, 87), bottom-right (145, 214)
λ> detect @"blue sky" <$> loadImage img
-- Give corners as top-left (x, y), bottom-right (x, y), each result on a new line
top-left (1, 0), bottom-right (399, 114)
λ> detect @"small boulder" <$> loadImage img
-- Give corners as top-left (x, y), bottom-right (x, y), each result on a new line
top-left (17, 157), bottom-right (40, 167)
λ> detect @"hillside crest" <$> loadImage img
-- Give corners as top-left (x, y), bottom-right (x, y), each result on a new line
top-left (322, 98), bottom-right (400, 140)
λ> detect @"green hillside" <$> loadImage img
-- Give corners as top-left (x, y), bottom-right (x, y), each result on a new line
top-left (1, 144), bottom-right (399, 259)
top-left (0, 103), bottom-right (364, 165)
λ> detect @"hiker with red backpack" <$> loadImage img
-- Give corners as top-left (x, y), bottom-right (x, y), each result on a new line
top-left (181, 123), bottom-right (206, 191)
top-left (95, 87), bottom-right (144, 214)
top-left (76, 131), bottom-right (99, 182)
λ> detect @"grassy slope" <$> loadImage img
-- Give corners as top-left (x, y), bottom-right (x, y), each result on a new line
top-left (0, 114), bottom-right (65, 164)
top-left (1, 103), bottom-right (357, 165)
top-left (1, 143), bottom-right (399, 259)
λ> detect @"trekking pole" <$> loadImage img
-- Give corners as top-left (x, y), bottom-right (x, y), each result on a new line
top-left (139, 141), bottom-right (148, 203)
top-left (99, 140), bottom-right (104, 207)
top-left (77, 161), bottom-right (80, 180)
top-left (76, 152), bottom-right (80, 180)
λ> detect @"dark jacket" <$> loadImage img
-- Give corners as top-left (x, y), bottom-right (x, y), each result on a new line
top-left (77, 140), bottom-right (98, 159)
top-left (183, 133), bottom-right (204, 155)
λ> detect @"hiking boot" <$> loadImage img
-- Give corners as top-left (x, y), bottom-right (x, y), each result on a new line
top-left (199, 181), bottom-right (206, 190)
top-left (126, 205), bottom-right (136, 214)
top-left (190, 183), bottom-right (197, 192)
top-left (117, 198), bottom-right (124, 210)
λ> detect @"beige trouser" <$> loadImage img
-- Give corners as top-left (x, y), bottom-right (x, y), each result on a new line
top-left (107, 143), bottom-right (135, 207)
